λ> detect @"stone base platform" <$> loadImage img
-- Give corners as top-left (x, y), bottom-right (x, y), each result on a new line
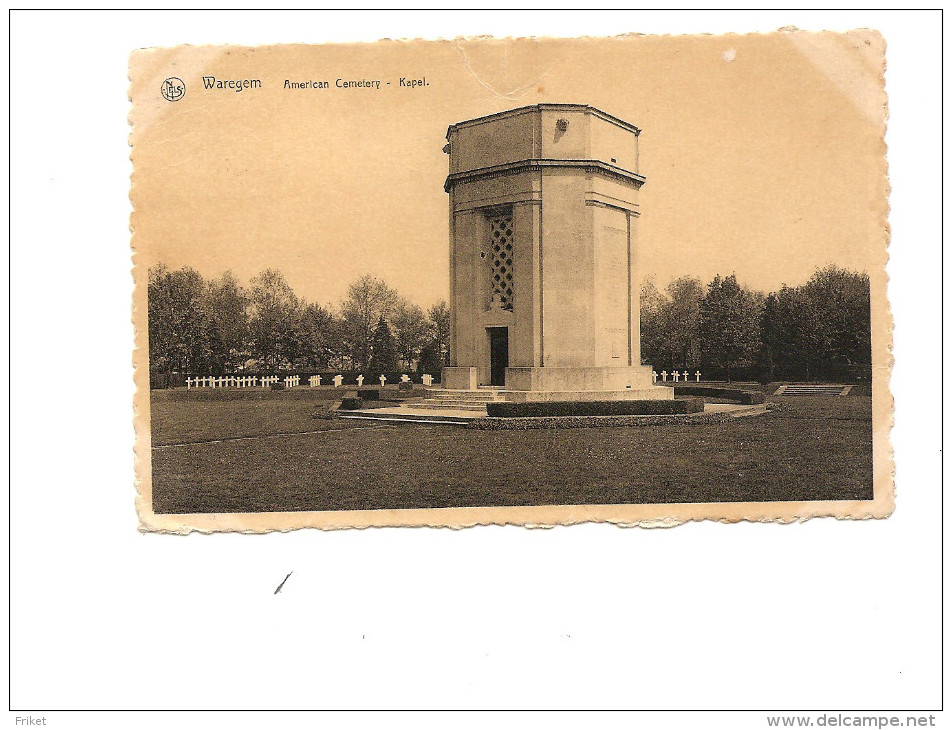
top-left (336, 401), bottom-right (765, 426)
top-left (499, 387), bottom-right (672, 403)
top-left (441, 366), bottom-right (661, 394)
top-left (423, 385), bottom-right (673, 408)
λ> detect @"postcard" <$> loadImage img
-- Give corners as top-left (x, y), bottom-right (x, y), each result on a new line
top-left (130, 31), bottom-right (891, 531)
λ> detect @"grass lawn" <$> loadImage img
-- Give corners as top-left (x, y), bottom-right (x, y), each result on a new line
top-left (149, 388), bottom-right (874, 514)
top-left (149, 386), bottom-right (424, 445)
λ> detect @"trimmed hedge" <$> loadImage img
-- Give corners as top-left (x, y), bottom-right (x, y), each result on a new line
top-left (339, 397), bottom-right (362, 410)
top-left (674, 386), bottom-right (765, 405)
top-left (486, 398), bottom-right (704, 418)
top-left (357, 389), bottom-right (380, 401)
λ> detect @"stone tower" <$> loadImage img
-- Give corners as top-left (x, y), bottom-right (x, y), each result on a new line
top-left (441, 104), bottom-right (668, 402)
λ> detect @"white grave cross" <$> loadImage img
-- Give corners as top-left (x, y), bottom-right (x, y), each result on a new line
top-left (695, 371), bottom-right (701, 382)
top-left (357, 375), bottom-right (364, 387)
top-left (333, 375), bottom-right (343, 388)
top-left (379, 375), bottom-right (387, 387)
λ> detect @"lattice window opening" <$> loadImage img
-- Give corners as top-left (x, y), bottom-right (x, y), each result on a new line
top-left (488, 214), bottom-right (514, 311)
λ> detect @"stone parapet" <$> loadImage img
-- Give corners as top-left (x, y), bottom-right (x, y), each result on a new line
top-left (441, 367), bottom-right (478, 390)
top-left (504, 365), bottom-right (655, 392)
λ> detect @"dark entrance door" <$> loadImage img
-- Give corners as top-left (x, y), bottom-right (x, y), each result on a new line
top-left (488, 327), bottom-right (509, 387)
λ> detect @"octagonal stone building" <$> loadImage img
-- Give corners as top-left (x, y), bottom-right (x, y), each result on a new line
top-left (440, 104), bottom-right (669, 402)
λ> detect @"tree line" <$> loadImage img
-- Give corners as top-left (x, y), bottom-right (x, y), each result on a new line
top-left (640, 265), bottom-right (871, 381)
top-left (149, 262), bottom-right (871, 386)
top-left (148, 265), bottom-right (450, 384)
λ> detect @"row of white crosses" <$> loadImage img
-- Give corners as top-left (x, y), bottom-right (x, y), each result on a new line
top-left (652, 370), bottom-right (702, 383)
top-left (189, 373), bottom-right (438, 389)
top-left (187, 376), bottom-right (262, 389)
top-left (318, 373), bottom-right (435, 388)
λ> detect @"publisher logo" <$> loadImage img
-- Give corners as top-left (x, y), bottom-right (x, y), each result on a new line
top-left (161, 77), bottom-right (186, 102)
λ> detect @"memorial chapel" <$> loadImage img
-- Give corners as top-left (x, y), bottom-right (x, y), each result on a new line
top-left (441, 104), bottom-right (668, 402)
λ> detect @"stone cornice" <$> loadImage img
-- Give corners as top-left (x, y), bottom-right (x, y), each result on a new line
top-left (444, 159), bottom-right (646, 193)
top-left (585, 198), bottom-right (641, 216)
top-left (445, 103), bottom-right (642, 138)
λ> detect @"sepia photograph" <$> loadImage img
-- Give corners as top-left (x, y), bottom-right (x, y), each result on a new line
top-left (131, 31), bottom-right (891, 531)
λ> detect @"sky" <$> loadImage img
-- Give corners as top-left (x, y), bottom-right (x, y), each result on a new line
top-left (131, 31), bottom-right (887, 310)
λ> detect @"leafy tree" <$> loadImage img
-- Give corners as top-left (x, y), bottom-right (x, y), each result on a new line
top-left (760, 267), bottom-right (870, 380)
top-left (418, 342), bottom-right (443, 375)
top-left (800, 265), bottom-right (871, 377)
top-left (248, 269), bottom-right (301, 370)
top-left (699, 274), bottom-right (763, 379)
top-left (325, 313), bottom-right (350, 371)
top-left (296, 302), bottom-right (336, 369)
top-left (639, 277), bottom-right (665, 366)
top-left (427, 299), bottom-right (451, 366)
top-left (661, 276), bottom-right (703, 369)
top-left (759, 285), bottom-right (821, 380)
top-left (392, 300), bottom-right (430, 371)
top-left (368, 316), bottom-right (398, 372)
top-left (148, 264), bottom-right (208, 382)
top-left (340, 275), bottom-right (399, 371)
top-left (204, 271), bottom-right (249, 372)
top-left (640, 276), bottom-right (702, 369)
top-left (760, 292), bottom-right (784, 381)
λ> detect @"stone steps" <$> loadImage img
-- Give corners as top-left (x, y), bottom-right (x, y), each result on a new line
top-left (424, 388), bottom-right (506, 403)
top-left (775, 384), bottom-right (849, 396)
top-left (407, 401), bottom-right (488, 412)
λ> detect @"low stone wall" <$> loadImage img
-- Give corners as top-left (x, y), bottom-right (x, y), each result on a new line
top-left (674, 386), bottom-right (766, 405)
top-left (468, 411), bottom-right (733, 430)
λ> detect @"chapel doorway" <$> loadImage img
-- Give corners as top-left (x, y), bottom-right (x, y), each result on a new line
top-left (488, 327), bottom-right (509, 387)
